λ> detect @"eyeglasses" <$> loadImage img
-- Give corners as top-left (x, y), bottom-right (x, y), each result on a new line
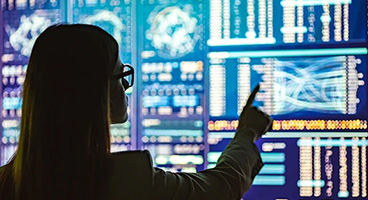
top-left (112, 64), bottom-right (134, 90)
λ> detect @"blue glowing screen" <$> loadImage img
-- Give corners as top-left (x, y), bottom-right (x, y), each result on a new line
top-left (208, 0), bottom-right (367, 47)
top-left (137, 0), bottom-right (206, 172)
top-left (72, 0), bottom-right (134, 152)
top-left (208, 49), bottom-right (368, 122)
top-left (73, 0), bottom-right (133, 63)
top-left (1, 0), bottom-right (63, 164)
top-left (207, 49), bottom-right (368, 199)
top-left (0, 0), bottom-right (367, 199)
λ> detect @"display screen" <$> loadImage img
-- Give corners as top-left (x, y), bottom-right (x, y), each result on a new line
top-left (206, 2), bottom-right (368, 198)
top-left (72, 0), bottom-right (133, 63)
top-left (207, 48), bottom-right (368, 199)
top-left (208, 0), bottom-right (367, 47)
top-left (0, 0), bottom-right (367, 199)
top-left (0, 0), bottom-right (63, 165)
top-left (72, 0), bottom-right (135, 152)
top-left (208, 48), bottom-right (368, 123)
top-left (137, 0), bottom-right (206, 172)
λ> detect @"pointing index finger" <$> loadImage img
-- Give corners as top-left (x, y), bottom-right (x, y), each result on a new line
top-left (246, 84), bottom-right (260, 107)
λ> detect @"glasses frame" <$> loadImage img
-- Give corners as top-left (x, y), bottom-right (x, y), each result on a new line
top-left (112, 64), bottom-right (134, 90)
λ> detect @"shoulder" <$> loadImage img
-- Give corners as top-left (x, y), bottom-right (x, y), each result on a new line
top-left (0, 161), bottom-right (13, 177)
top-left (108, 150), bottom-right (153, 177)
top-left (111, 149), bottom-right (151, 159)
top-left (105, 150), bottom-right (154, 199)
top-left (110, 150), bottom-right (152, 167)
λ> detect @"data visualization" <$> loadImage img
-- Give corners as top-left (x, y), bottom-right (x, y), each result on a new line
top-left (207, 48), bottom-right (368, 199)
top-left (138, 0), bottom-right (205, 172)
top-left (145, 6), bottom-right (200, 59)
top-left (72, 0), bottom-right (133, 65)
top-left (0, 1), bottom-right (367, 199)
top-left (2, 3), bottom-right (62, 60)
top-left (208, 0), bottom-right (367, 46)
top-left (72, 0), bottom-right (135, 151)
top-left (1, 0), bottom-right (63, 165)
top-left (140, 0), bottom-right (204, 60)
top-left (208, 48), bottom-right (368, 130)
top-left (208, 136), bottom-right (368, 199)
top-left (265, 56), bottom-right (359, 115)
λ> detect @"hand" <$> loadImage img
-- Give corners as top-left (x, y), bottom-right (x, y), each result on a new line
top-left (238, 85), bottom-right (273, 142)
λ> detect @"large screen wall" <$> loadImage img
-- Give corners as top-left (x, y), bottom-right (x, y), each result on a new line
top-left (72, 0), bottom-right (135, 152)
top-left (137, 0), bottom-right (206, 172)
top-left (0, 0), bottom-right (65, 164)
top-left (1, 0), bottom-right (367, 199)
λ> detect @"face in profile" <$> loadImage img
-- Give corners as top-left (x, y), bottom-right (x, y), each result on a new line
top-left (109, 58), bottom-right (129, 124)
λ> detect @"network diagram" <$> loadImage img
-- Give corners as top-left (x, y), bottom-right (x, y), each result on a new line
top-left (5, 13), bottom-right (54, 56)
top-left (79, 10), bottom-right (125, 48)
top-left (145, 5), bottom-right (200, 59)
top-left (271, 56), bottom-right (352, 115)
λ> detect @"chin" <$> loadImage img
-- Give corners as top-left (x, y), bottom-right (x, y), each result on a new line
top-left (121, 113), bottom-right (128, 123)
top-left (110, 112), bottom-right (128, 124)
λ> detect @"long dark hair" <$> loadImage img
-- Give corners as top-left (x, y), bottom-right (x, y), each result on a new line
top-left (0, 24), bottom-right (119, 199)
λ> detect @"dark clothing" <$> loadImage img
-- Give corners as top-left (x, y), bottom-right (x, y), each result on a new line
top-left (0, 128), bottom-right (263, 200)
top-left (105, 128), bottom-right (263, 200)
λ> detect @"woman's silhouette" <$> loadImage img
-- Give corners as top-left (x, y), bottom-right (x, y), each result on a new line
top-left (0, 24), bottom-right (272, 200)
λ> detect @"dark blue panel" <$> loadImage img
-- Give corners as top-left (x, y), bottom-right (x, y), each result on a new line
top-left (208, 0), bottom-right (368, 48)
top-left (137, 0), bottom-right (206, 172)
top-left (72, 0), bottom-right (134, 151)
top-left (72, 0), bottom-right (133, 64)
top-left (1, 0), bottom-right (63, 165)
top-left (207, 44), bottom-right (368, 200)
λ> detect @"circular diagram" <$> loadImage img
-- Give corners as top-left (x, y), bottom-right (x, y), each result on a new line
top-left (8, 14), bottom-right (53, 56)
top-left (80, 10), bottom-right (125, 46)
top-left (146, 6), bottom-right (199, 59)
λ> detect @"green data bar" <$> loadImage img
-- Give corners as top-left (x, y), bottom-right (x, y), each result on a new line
top-left (208, 152), bottom-right (287, 164)
top-left (253, 175), bottom-right (286, 186)
top-left (260, 153), bottom-right (286, 163)
top-left (259, 164), bottom-right (286, 175)
top-left (207, 152), bottom-right (221, 163)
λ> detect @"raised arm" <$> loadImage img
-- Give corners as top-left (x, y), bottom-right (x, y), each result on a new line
top-left (152, 85), bottom-right (273, 200)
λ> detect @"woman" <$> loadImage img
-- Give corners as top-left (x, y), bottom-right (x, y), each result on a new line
top-left (0, 24), bottom-right (272, 200)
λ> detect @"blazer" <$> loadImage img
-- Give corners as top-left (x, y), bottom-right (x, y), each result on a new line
top-left (0, 128), bottom-right (263, 200)
top-left (106, 128), bottom-right (263, 200)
